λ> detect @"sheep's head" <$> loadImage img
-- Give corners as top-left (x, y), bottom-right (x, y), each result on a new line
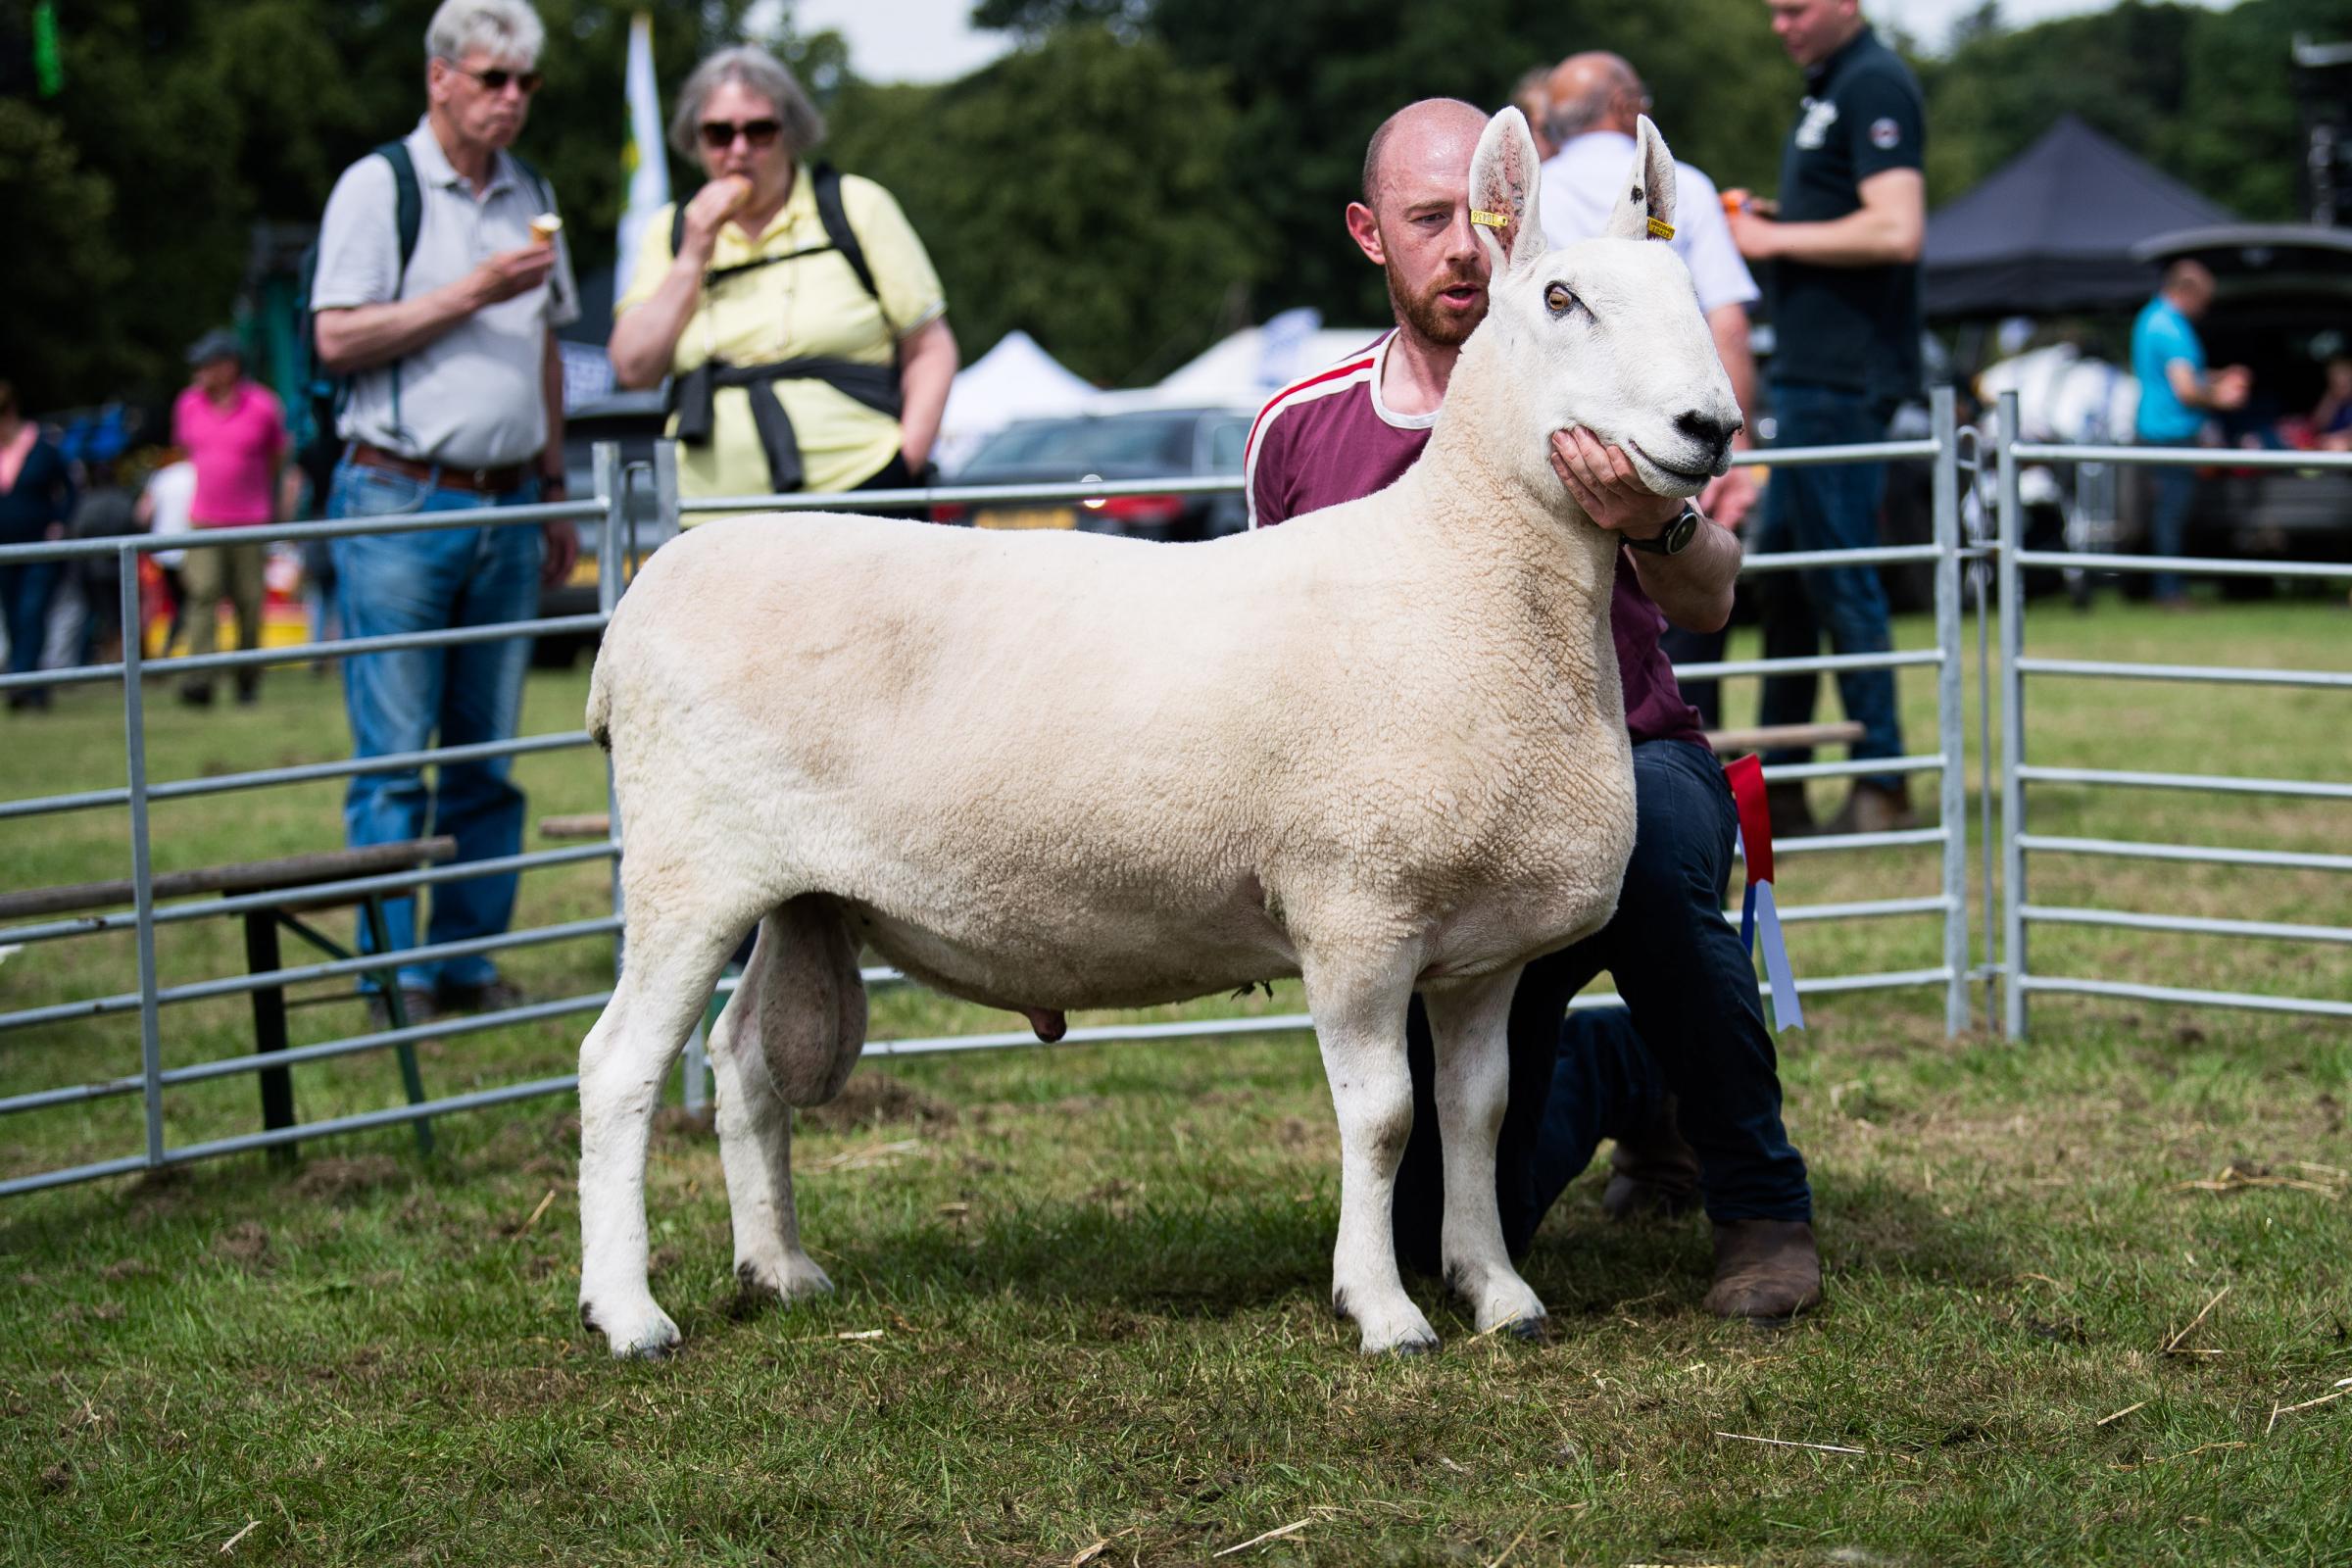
top-left (1463, 108), bottom-right (1741, 503)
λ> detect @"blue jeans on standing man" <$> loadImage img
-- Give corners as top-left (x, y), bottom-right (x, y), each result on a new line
top-left (1752, 381), bottom-right (1904, 788)
top-left (1391, 739), bottom-right (1812, 1275)
top-left (2, 561), bottom-right (61, 685)
top-left (327, 459), bottom-right (542, 994)
top-left (2145, 444), bottom-right (2199, 604)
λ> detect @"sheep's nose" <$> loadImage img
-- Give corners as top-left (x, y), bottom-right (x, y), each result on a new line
top-left (1676, 409), bottom-right (1741, 458)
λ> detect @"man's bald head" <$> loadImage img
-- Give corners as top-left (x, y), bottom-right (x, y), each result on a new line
top-left (1544, 52), bottom-right (1642, 144)
top-left (1361, 96), bottom-right (1490, 211)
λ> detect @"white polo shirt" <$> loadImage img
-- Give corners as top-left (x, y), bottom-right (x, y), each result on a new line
top-left (313, 119), bottom-right (580, 468)
top-left (1540, 131), bottom-right (1759, 318)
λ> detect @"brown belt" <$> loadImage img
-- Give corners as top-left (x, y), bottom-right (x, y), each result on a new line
top-left (351, 443), bottom-right (531, 496)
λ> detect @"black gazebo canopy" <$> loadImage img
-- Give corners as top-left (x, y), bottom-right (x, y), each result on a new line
top-left (1923, 115), bottom-right (2235, 318)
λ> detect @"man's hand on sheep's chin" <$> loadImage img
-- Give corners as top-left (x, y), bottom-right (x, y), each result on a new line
top-left (1548, 427), bottom-right (1683, 540)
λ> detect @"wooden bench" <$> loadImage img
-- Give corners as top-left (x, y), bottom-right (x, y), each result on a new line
top-left (1701, 720), bottom-right (1865, 758)
top-left (0, 837), bottom-right (458, 1162)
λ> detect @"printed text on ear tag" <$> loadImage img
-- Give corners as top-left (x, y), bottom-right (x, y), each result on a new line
top-left (1471, 209), bottom-right (1509, 229)
top-left (1645, 217), bottom-right (1676, 240)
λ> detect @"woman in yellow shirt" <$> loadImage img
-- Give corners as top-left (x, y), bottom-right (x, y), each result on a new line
top-left (609, 45), bottom-right (958, 515)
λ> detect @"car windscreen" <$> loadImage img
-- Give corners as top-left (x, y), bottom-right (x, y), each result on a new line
top-left (966, 416), bottom-right (1199, 471)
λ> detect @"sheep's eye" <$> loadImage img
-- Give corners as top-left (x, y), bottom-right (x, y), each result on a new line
top-left (1545, 283), bottom-right (1582, 318)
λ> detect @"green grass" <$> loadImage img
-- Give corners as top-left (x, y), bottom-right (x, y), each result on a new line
top-left (3, 592), bottom-right (2349, 1565)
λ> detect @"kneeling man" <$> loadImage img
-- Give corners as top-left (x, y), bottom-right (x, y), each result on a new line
top-left (1245, 98), bottom-right (1819, 1317)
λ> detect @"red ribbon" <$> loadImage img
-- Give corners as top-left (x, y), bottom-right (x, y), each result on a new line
top-left (1724, 753), bottom-right (1773, 885)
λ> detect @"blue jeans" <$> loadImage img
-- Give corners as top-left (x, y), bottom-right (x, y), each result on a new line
top-left (327, 460), bottom-right (542, 992)
top-left (2, 561), bottom-right (61, 682)
top-left (2146, 448), bottom-right (2198, 603)
top-left (1391, 740), bottom-right (1811, 1273)
top-left (1753, 382), bottom-right (1903, 786)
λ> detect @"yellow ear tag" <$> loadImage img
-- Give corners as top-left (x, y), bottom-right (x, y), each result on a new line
top-left (1470, 209), bottom-right (1510, 229)
top-left (1645, 216), bottom-right (1676, 240)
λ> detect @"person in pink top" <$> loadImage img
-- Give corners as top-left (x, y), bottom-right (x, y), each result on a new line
top-left (172, 329), bottom-right (288, 706)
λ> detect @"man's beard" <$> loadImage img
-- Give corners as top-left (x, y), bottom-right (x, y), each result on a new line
top-left (1388, 260), bottom-right (1487, 348)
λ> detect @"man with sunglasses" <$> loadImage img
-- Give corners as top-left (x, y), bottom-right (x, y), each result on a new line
top-left (309, 0), bottom-right (579, 1024)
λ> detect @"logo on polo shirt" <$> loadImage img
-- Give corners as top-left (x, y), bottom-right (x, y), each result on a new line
top-left (1870, 117), bottom-right (1902, 150)
top-left (1795, 97), bottom-right (1839, 151)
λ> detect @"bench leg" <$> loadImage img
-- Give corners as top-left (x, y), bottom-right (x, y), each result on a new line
top-left (360, 898), bottom-right (434, 1158)
top-left (242, 911), bottom-right (298, 1167)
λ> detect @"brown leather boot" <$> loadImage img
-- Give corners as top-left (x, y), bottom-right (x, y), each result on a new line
top-left (1702, 1219), bottom-right (1822, 1320)
top-left (1600, 1094), bottom-right (1701, 1221)
top-left (1823, 779), bottom-right (1915, 836)
top-left (1763, 780), bottom-right (1818, 839)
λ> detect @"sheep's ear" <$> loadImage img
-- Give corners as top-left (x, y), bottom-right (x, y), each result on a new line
top-left (1601, 114), bottom-right (1680, 243)
top-left (1467, 106), bottom-right (1546, 276)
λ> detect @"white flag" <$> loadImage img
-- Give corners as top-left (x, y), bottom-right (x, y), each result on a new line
top-left (616, 12), bottom-right (668, 285)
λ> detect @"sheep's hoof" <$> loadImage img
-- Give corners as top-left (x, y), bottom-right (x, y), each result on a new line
top-left (1498, 1314), bottom-right (1549, 1344)
top-left (1387, 1336), bottom-right (1440, 1358)
top-left (584, 1298), bottom-right (682, 1360)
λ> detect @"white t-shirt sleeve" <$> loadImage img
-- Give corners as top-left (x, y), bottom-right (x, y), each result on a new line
top-left (312, 156), bottom-right (404, 311)
top-left (1672, 162), bottom-right (1759, 317)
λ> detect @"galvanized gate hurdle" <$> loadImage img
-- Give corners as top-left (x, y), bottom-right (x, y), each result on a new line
top-left (2, 386), bottom-right (2000, 1195)
top-left (1992, 388), bottom-right (2352, 1039)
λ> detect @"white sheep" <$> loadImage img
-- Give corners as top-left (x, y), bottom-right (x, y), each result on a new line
top-left (575, 108), bottom-right (1740, 1358)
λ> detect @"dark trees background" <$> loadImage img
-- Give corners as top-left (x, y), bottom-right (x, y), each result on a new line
top-left (1, 0), bottom-right (2342, 412)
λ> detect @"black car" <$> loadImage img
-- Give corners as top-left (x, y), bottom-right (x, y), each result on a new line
top-left (2122, 225), bottom-right (2352, 575)
top-left (936, 407), bottom-right (1252, 542)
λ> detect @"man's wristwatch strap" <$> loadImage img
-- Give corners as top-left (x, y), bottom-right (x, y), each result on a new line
top-left (1628, 501), bottom-right (1701, 556)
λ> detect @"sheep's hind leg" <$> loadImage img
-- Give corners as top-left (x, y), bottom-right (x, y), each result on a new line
top-left (577, 910), bottom-right (740, 1359)
top-left (1302, 951), bottom-right (1438, 1355)
top-left (1423, 968), bottom-right (1547, 1339)
top-left (710, 896), bottom-right (867, 1311)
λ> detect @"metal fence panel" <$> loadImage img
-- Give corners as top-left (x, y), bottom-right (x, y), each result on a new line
top-left (3, 411), bottom-right (1985, 1196)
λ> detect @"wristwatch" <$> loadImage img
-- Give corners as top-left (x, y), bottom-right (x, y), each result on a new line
top-left (1628, 501), bottom-right (1701, 556)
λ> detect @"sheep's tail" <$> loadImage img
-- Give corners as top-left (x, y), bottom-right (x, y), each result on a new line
top-left (585, 651), bottom-right (613, 753)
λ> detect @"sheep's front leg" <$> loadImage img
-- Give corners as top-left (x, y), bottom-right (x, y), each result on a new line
top-left (1422, 968), bottom-right (1547, 1339)
top-left (1303, 954), bottom-right (1437, 1355)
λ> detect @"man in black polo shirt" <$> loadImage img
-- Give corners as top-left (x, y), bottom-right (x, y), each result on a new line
top-left (1731, 0), bottom-right (1925, 835)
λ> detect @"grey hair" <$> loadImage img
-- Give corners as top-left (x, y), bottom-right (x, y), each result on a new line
top-left (425, 0), bottom-right (545, 67)
top-left (669, 45), bottom-right (827, 162)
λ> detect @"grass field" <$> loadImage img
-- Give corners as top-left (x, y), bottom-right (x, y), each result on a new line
top-left (3, 591), bottom-right (2348, 1565)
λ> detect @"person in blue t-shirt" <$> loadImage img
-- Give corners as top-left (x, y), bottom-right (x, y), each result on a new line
top-left (2131, 260), bottom-right (2249, 607)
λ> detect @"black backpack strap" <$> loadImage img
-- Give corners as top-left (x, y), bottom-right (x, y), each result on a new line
top-left (374, 140), bottom-right (422, 281)
top-left (811, 163), bottom-right (880, 306)
top-left (371, 140), bottom-right (423, 443)
top-left (669, 201), bottom-right (686, 260)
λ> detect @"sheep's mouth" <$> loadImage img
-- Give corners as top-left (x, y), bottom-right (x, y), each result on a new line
top-left (1629, 444), bottom-right (1718, 485)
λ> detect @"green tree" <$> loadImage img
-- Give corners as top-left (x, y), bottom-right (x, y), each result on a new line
top-left (1918, 0), bottom-right (2337, 220)
top-left (822, 24), bottom-right (1252, 385)
top-left (0, 0), bottom-right (771, 412)
top-left (974, 0), bottom-right (1791, 334)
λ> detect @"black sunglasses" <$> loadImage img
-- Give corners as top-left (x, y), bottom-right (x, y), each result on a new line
top-left (447, 61), bottom-right (543, 94)
top-left (699, 118), bottom-right (782, 150)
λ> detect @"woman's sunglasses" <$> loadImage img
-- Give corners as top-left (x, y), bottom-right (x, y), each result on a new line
top-left (699, 119), bottom-right (783, 150)
top-left (447, 62), bottom-right (543, 94)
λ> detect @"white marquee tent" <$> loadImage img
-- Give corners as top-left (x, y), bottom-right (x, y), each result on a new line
top-left (934, 331), bottom-right (1101, 473)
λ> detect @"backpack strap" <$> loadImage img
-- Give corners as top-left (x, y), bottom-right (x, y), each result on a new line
top-left (373, 140), bottom-right (423, 443)
top-left (810, 164), bottom-right (878, 305)
top-left (375, 140), bottom-right (422, 280)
